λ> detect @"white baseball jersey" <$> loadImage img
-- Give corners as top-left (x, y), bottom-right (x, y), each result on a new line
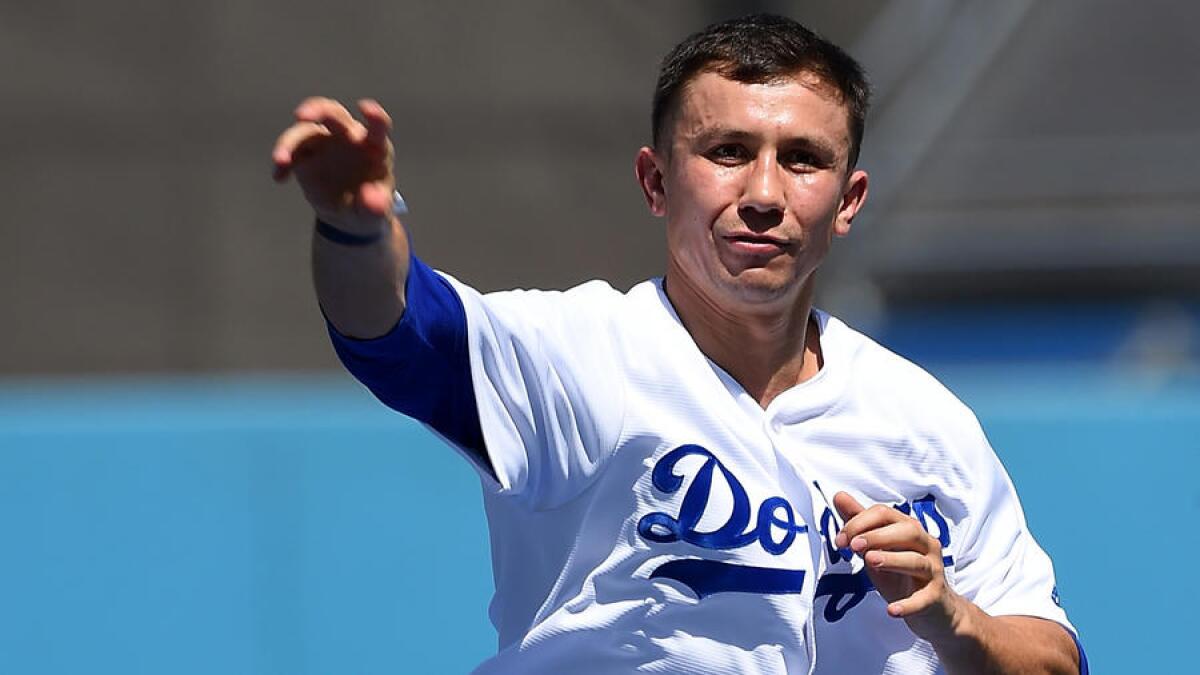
top-left (329, 258), bottom-right (1081, 674)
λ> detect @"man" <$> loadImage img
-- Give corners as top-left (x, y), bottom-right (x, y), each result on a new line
top-left (272, 14), bottom-right (1085, 674)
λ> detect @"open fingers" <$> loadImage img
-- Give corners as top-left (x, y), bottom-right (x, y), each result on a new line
top-left (294, 96), bottom-right (366, 141)
top-left (272, 121), bottom-right (331, 181)
top-left (358, 98), bottom-right (393, 147)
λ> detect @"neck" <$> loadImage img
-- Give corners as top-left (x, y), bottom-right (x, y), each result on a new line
top-left (664, 270), bottom-right (823, 409)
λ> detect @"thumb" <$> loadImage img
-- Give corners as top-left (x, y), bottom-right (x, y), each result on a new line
top-left (833, 491), bottom-right (865, 522)
top-left (358, 181), bottom-right (395, 216)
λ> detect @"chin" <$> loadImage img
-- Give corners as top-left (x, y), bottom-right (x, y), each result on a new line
top-left (718, 270), bottom-right (798, 306)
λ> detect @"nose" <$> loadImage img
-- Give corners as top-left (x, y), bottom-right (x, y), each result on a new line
top-left (741, 152), bottom-right (785, 211)
top-left (739, 152), bottom-right (785, 227)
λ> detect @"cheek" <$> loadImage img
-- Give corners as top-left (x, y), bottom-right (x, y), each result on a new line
top-left (788, 180), bottom-right (844, 226)
top-left (666, 173), bottom-right (707, 208)
top-left (666, 170), bottom-right (736, 227)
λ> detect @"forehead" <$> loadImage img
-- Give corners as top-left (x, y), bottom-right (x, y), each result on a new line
top-left (672, 71), bottom-right (851, 152)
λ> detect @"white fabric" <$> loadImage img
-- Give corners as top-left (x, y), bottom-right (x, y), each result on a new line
top-left (439, 274), bottom-right (1074, 674)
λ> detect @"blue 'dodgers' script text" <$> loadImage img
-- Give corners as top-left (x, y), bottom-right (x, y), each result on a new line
top-left (637, 443), bottom-right (956, 618)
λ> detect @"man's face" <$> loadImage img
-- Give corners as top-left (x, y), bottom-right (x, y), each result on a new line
top-left (637, 70), bottom-right (868, 311)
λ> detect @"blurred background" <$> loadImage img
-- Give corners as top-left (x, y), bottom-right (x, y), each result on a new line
top-left (2, 0), bottom-right (1197, 672)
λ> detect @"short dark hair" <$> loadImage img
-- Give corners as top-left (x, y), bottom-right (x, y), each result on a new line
top-left (652, 14), bottom-right (871, 168)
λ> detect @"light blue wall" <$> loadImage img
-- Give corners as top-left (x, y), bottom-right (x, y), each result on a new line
top-left (0, 377), bottom-right (494, 674)
top-left (2, 370), bottom-right (1196, 673)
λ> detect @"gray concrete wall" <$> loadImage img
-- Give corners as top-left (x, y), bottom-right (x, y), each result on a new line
top-left (3, 1), bottom-right (1194, 375)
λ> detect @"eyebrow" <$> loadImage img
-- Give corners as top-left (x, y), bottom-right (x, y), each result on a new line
top-left (690, 126), bottom-right (755, 146)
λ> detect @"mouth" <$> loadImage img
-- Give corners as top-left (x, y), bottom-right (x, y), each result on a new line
top-left (721, 232), bottom-right (791, 256)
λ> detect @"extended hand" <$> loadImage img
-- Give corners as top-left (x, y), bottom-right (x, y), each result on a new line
top-left (833, 491), bottom-right (966, 643)
top-left (272, 97), bottom-right (396, 232)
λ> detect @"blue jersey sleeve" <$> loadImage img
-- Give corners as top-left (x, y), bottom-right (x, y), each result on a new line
top-left (325, 254), bottom-right (488, 472)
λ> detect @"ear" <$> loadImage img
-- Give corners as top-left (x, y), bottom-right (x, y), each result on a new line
top-left (635, 146), bottom-right (668, 216)
top-left (834, 169), bottom-right (868, 237)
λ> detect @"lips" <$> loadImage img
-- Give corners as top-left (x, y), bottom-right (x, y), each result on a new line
top-left (722, 232), bottom-right (791, 255)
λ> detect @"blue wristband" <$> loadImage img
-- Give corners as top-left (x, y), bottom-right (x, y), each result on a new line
top-left (314, 190), bottom-right (408, 246)
top-left (315, 218), bottom-right (385, 246)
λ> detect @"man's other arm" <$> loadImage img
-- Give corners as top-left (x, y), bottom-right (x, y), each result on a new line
top-left (834, 492), bottom-right (1081, 675)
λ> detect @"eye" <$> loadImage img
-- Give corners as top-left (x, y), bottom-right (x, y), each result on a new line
top-left (780, 150), bottom-right (820, 170)
top-left (706, 144), bottom-right (748, 165)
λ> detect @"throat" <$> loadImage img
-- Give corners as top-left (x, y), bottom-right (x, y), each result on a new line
top-left (732, 317), bottom-right (824, 409)
top-left (662, 274), bottom-right (824, 410)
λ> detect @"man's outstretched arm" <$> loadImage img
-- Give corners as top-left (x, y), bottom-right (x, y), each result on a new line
top-left (272, 97), bottom-right (409, 339)
top-left (834, 492), bottom-right (1082, 675)
top-left (271, 97), bottom-right (490, 471)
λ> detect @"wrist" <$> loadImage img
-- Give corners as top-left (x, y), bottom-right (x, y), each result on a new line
top-left (925, 595), bottom-right (989, 666)
top-left (312, 190), bottom-right (408, 245)
top-left (315, 217), bottom-right (389, 246)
